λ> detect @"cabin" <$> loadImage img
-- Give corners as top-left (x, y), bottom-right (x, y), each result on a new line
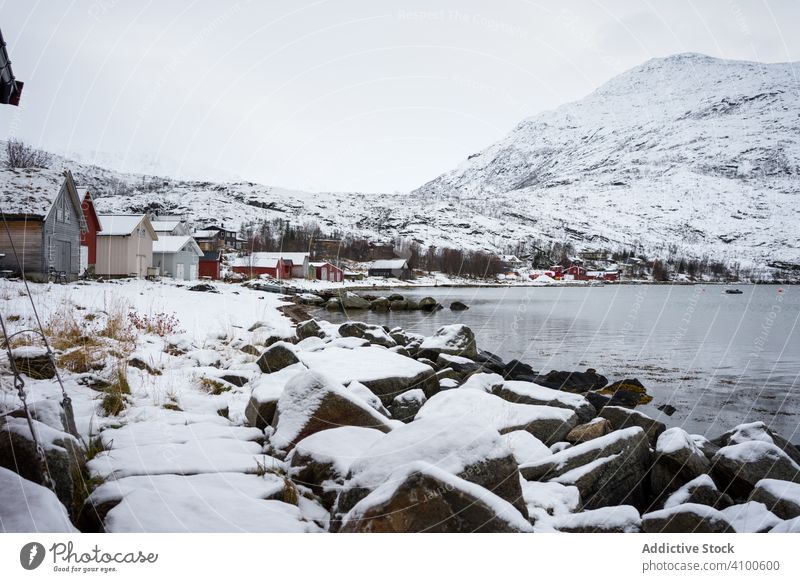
top-left (585, 270), bottom-right (620, 282)
top-left (0, 170), bottom-right (85, 281)
top-left (152, 235), bottom-right (203, 280)
top-left (368, 259), bottom-right (411, 279)
top-left (230, 255), bottom-right (289, 279)
top-left (199, 250), bottom-right (222, 280)
top-left (244, 252), bottom-right (311, 279)
top-left (193, 229), bottom-right (226, 252)
top-left (79, 190), bottom-right (102, 275)
top-left (95, 215), bottom-right (158, 278)
top-left (310, 261), bottom-right (343, 283)
top-left (198, 225), bottom-right (242, 250)
top-left (563, 265), bottom-right (589, 281)
top-left (498, 254), bottom-right (524, 272)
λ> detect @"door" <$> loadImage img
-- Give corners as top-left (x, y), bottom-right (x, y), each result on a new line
top-left (189, 264), bottom-right (197, 280)
top-left (54, 241), bottom-right (71, 273)
top-left (176, 263), bottom-right (185, 280)
top-left (137, 255), bottom-right (146, 277)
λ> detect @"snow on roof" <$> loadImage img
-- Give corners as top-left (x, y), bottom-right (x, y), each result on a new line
top-left (250, 252), bottom-right (309, 264)
top-left (0, 168), bottom-right (69, 217)
top-left (370, 259), bottom-right (408, 270)
top-left (153, 235), bottom-right (202, 255)
top-left (192, 229), bottom-right (220, 238)
top-left (151, 220), bottom-right (181, 232)
top-left (231, 255), bottom-right (280, 268)
top-left (97, 214), bottom-right (151, 236)
top-left (310, 261), bottom-right (338, 268)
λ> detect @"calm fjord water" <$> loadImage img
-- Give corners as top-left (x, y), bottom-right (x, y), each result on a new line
top-left (318, 285), bottom-right (799, 440)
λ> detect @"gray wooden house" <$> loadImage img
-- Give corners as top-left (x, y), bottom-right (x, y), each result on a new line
top-left (152, 235), bottom-right (203, 280)
top-left (0, 169), bottom-right (85, 281)
top-left (368, 258), bottom-right (411, 279)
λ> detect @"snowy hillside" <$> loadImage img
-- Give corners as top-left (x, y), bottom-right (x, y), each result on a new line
top-left (2, 54), bottom-right (798, 270)
top-left (416, 53), bottom-right (800, 269)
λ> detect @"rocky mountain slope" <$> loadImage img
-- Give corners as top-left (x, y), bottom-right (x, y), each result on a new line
top-left (415, 53), bottom-right (800, 269)
top-left (2, 53), bottom-right (797, 271)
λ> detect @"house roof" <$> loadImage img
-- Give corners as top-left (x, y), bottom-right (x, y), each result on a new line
top-left (153, 235), bottom-right (202, 256)
top-left (231, 256), bottom-right (280, 268)
top-left (193, 229), bottom-right (221, 238)
top-left (370, 259), bottom-right (408, 270)
top-left (310, 261), bottom-right (339, 268)
top-left (0, 169), bottom-right (85, 227)
top-left (97, 214), bottom-right (157, 239)
top-left (151, 219), bottom-right (181, 232)
top-left (250, 252), bottom-right (309, 264)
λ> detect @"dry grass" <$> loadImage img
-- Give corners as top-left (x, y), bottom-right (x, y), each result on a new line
top-left (100, 361), bottom-right (131, 416)
top-left (197, 376), bottom-right (231, 395)
top-left (98, 301), bottom-right (137, 346)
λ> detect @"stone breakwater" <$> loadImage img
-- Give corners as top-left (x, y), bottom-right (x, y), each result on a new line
top-left (3, 312), bottom-right (799, 533)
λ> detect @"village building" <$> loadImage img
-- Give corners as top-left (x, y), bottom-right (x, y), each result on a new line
top-left (368, 258), bottom-right (412, 279)
top-left (230, 254), bottom-right (290, 279)
top-left (78, 190), bottom-right (102, 275)
top-left (152, 235), bottom-right (203, 280)
top-left (310, 261), bottom-right (343, 283)
top-left (563, 264), bottom-right (588, 281)
top-left (192, 228), bottom-right (226, 252)
top-left (150, 217), bottom-right (190, 236)
top-left (197, 225), bottom-right (242, 251)
top-left (498, 254), bottom-right (524, 272)
top-left (95, 214), bottom-right (158, 278)
top-left (199, 250), bottom-right (222, 280)
top-left (0, 170), bottom-right (85, 281)
top-left (312, 238), bottom-right (342, 261)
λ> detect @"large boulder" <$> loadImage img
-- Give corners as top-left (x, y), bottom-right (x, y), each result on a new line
top-left (596, 378), bottom-right (653, 406)
top-left (387, 389), bottom-right (427, 423)
top-left (339, 462), bottom-right (532, 533)
top-left (449, 301), bottom-right (469, 311)
top-left (334, 416), bottom-right (528, 519)
top-left (748, 479), bottom-right (800, 520)
top-left (339, 292), bottom-right (370, 310)
top-left (369, 297), bottom-right (389, 312)
top-left (520, 427), bottom-right (651, 510)
top-left (287, 426), bottom-right (385, 509)
top-left (502, 359), bottom-right (538, 382)
top-left (720, 501), bottom-right (781, 533)
top-left (0, 417), bottom-right (86, 516)
top-left (711, 441), bottom-right (800, 499)
top-left (553, 505), bottom-right (641, 533)
top-left (712, 421), bottom-right (800, 466)
top-left (533, 369), bottom-right (607, 393)
top-left (662, 474), bottom-right (733, 510)
top-left (598, 406), bottom-right (665, 447)
top-left (641, 503), bottom-right (735, 533)
top-left (270, 371), bottom-right (394, 450)
top-left (255, 342), bottom-right (300, 374)
top-left (416, 388), bottom-right (578, 445)
top-left (295, 319), bottom-right (324, 341)
top-left (245, 363), bottom-right (307, 429)
top-left (0, 466), bottom-right (78, 532)
top-left (298, 346), bottom-right (439, 405)
top-left (566, 418), bottom-right (612, 444)
top-left (338, 322), bottom-right (397, 348)
top-left (650, 427), bottom-right (712, 503)
top-left (346, 381), bottom-right (391, 417)
top-left (418, 324), bottom-right (478, 359)
top-left (484, 376), bottom-right (596, 423)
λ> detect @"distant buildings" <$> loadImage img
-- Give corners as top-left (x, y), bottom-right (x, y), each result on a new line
top-left (368, 259), bottom-right (411, 279)
top-left (95, 215), bottom-right (158, 278)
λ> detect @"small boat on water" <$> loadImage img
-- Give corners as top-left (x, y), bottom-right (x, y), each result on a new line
top-left (725, 288), bottom-right (744, 294)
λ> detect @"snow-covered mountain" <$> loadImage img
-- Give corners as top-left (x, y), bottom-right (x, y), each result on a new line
top-left (415, 53), bottom-right (800, 269)
top-left (3, 53), bottom-right (798, 271)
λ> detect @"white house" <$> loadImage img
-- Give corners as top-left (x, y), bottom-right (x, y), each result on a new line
top-left (152, 235), bottom-right (203, 280)
top-left (95, 215), bottom-right (158, 277)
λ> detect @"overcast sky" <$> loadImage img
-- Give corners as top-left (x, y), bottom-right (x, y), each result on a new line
top-left (1, 0), bottom-right (799, 192)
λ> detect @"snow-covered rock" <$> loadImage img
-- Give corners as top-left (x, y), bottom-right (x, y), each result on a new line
top-left (270, 371), bottom-right (394, 450)
top-left (553, 505), bottom-right (641, 533)
top-left (642, 502), bottom-right (735, 533)
top-left (339, 461), bottom-right (532, 533)
top-left (0, 466), bottom-right (78, 533)
top-left (662, 474), bottom-right (732, 510)
top-left (416, 388), bottom-right (578, 445)
top-left (720, 501), bottom-right (781, 533)
top-left (749, 478), bottom-right (800, 520)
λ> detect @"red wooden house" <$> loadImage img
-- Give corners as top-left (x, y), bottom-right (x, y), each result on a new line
top-left (199, 250), bottom-right (222, 280)
top-left (79, 190), bottom-right (102, 273)
top-left (231, 255), bottom-right (290, 279)
top-left (565, 265), bottom-right (589, 281)
top-left (310, 261), bottom-right (343, 283)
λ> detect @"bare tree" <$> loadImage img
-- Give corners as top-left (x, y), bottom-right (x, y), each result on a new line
top-left (4, 138), bottom-right (52, 169)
